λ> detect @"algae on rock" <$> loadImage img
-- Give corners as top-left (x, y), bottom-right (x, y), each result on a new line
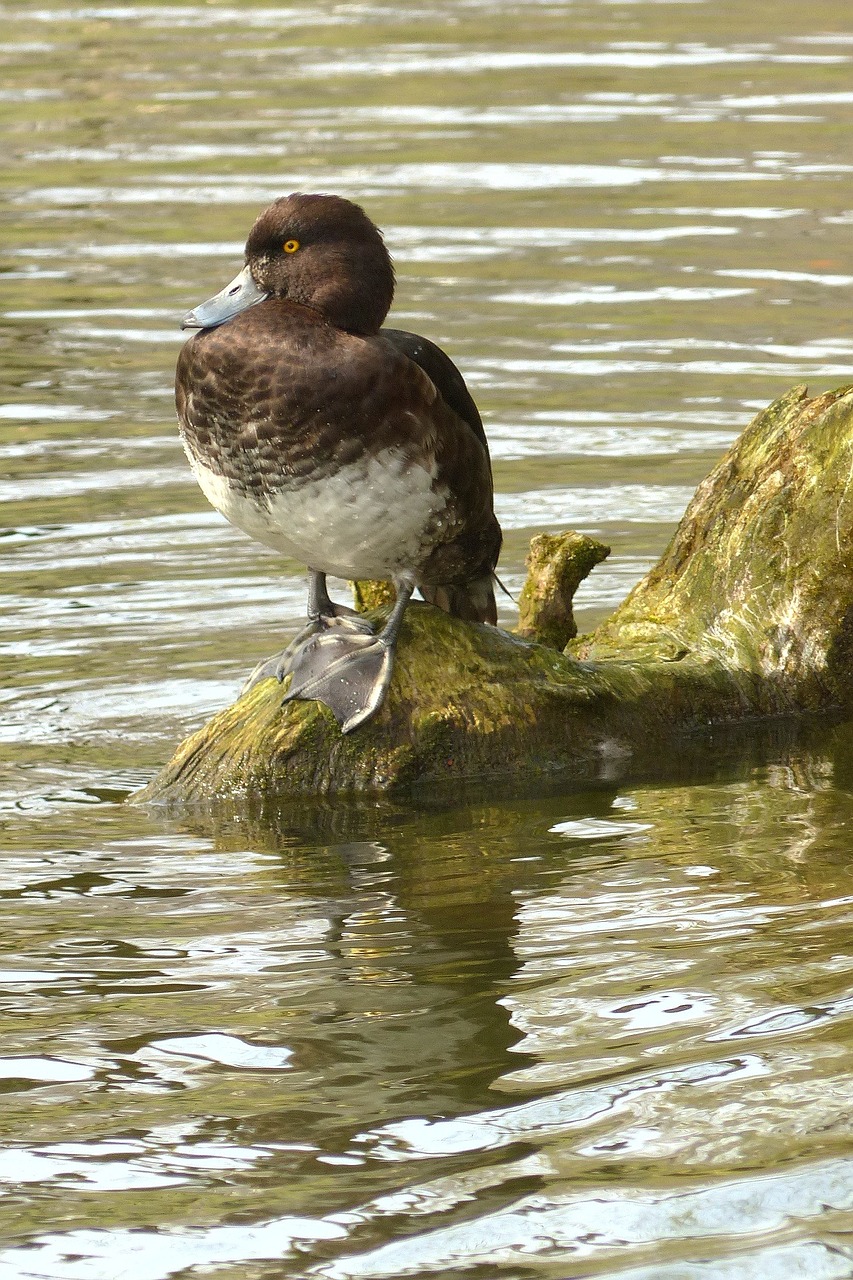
top-left (135, 383), bottom-right (853, 803)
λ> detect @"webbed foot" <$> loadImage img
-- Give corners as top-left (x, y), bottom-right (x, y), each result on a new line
top-left (243, 572), bottom-right (414, 733)
top-left (241, 612), bottom-right (373, 696)
top-left (284, 629), bottom-right (393, 734)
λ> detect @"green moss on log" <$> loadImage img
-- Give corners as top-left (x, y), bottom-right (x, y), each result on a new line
top-left (577, 383), bottom-right (853, 712)
top-left (351, 579), bottom-right (396, 613)
top-left (134, 383), bottom-right (853, 803)
top-left (517, 531), bottom-right (610, 649)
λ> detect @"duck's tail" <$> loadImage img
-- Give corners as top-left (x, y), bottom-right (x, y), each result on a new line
top-left (419, 575), bottom-right (497, 625)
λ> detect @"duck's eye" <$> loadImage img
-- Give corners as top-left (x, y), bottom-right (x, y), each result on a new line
top-left (283, 239), bottom-right (300, 254)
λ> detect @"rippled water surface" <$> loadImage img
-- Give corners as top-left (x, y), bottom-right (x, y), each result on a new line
top-left (3, 0), bottom-right (853, 1275)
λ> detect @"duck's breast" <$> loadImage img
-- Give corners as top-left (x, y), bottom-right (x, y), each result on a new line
top-left (187, 443), bottom-right (451, 581)
top-left (176, 305), bottom-right (470, 579)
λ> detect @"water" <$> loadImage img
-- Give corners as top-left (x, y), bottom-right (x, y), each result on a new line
top-left (3, 0), bottom-right (853, 1275)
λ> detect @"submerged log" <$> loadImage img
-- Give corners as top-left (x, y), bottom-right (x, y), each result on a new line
top-left (135, 383), bottom-right (853, 802)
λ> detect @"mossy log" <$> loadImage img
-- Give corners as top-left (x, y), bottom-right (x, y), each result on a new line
top-left (135, 383), bottom-right (853, 802)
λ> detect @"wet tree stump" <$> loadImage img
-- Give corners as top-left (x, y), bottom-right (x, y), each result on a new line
top-left (136, 383), bottom-right (853, 802)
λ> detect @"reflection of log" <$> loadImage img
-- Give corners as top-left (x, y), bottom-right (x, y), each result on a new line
top-left (135, 384), bottom-right (853, 803)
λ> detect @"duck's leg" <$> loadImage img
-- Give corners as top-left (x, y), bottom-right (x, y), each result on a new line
top-left (305, 569), bottom-right (374, 631)
top-left (284, 578), bottom-right (414, 734)
top-left (242, 569), bottom-right (372, 693)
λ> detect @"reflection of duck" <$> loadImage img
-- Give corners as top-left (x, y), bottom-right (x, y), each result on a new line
top-left (177, 193), bottom-right (501, 732)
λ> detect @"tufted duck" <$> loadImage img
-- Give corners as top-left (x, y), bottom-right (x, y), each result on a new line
top-left (177, 193), bottom-right (501, 732)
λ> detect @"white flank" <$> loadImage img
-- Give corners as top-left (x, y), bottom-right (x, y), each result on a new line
top-left (187, 447), bottom-right (447, 580)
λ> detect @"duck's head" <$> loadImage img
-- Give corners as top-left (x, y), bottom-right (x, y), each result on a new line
top-left (182, 193), bottom-right (395, 336)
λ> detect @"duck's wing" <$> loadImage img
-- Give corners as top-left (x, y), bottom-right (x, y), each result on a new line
top-left (380, 328), bottom-right (491, 461)
top-left (379, 327), bottom-right (501, 624)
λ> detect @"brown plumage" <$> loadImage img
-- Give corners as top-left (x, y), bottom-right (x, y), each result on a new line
top-left (176, 193), bottom-right (501, 731)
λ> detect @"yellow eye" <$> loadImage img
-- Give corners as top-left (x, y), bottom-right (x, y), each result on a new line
top-left (283, 239), bottom-right (300, 254)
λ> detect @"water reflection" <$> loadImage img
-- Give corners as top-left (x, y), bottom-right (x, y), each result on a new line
top-left (4, 727), bottom-right (853, 1276)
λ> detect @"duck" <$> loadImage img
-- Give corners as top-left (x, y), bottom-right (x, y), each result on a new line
top-left (176, 193), bottom-right (502, 733)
